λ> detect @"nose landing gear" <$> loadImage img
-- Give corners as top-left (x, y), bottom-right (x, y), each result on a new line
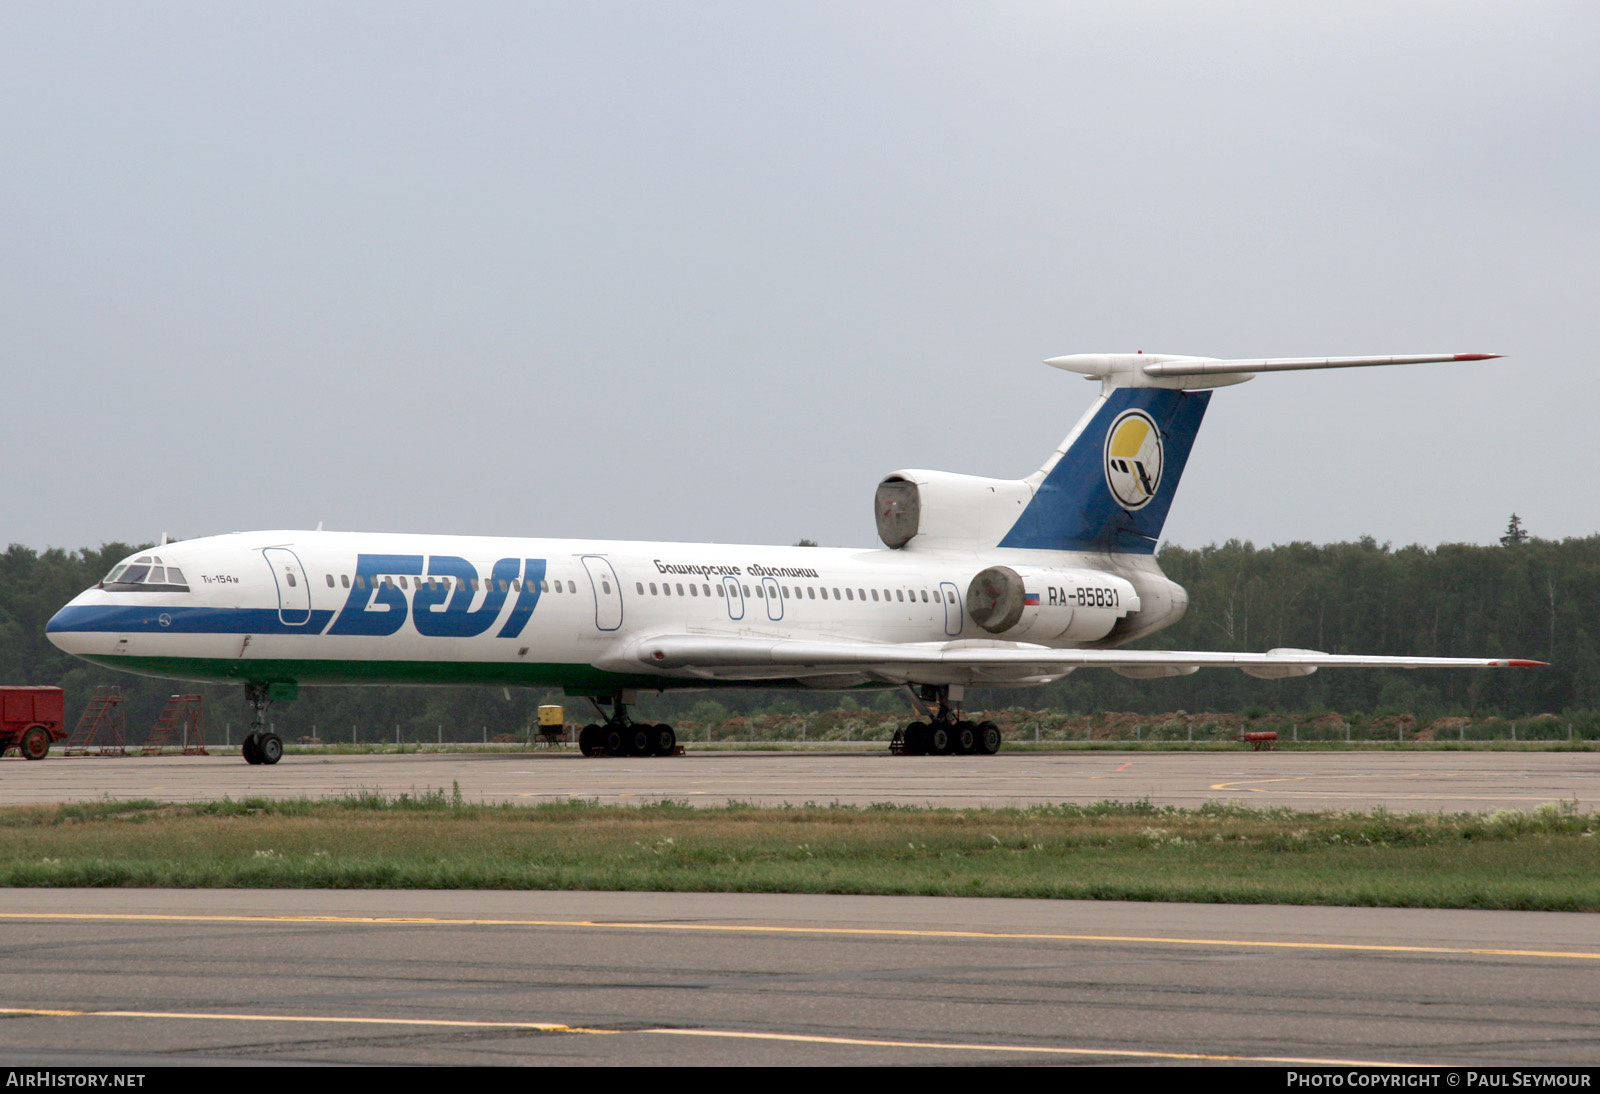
top-left (892, 685), bottom-right (1001, 756)
top-left (240, 683), bottom-right (285, 765)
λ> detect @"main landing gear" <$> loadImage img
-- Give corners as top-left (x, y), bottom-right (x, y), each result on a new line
top-left (892, 684), bottom-right (1001, 756)
top-left (577, 692), bottom-right (677, 758)
top-left (240, 683), bottom-right (284, 766)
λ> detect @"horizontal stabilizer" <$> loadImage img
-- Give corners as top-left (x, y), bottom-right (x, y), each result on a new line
top-left (1045, 352), bottom-right (1501, 390)
top-left (1141, 353), bottom-right (1501, 378)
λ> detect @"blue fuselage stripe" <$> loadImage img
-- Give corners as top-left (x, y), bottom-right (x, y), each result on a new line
top-left (46, 605), bottom-right (339, 635)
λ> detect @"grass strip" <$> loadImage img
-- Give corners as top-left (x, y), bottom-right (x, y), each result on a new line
top-left (2, 792), bottom-right (1597, 911)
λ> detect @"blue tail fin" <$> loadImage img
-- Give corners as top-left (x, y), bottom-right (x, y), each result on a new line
top-left (997, 387), bottom-right (1211, 554)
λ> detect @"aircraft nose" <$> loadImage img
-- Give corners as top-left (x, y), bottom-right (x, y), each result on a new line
top-left (46, 605), bottom-right (74, 650)
top-left (45, 591), bottom-right (94, 653)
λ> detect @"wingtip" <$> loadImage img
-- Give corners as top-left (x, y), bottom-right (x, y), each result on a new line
top-left (1455, 353), bottom-right (1503, 361)
top-left (1493, 659), bottom-right (1547, 667)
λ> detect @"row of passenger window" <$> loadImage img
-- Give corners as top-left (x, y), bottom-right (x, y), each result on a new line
top-left (305, 570), bottom-right (950, 606)
top-left (320, 573), bottom-right (579, 595)
top-left (634, 580), bottom-right (954, 605)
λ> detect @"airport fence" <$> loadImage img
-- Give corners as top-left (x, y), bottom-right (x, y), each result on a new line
top-left (179, 708), bottom-right (1599, 750)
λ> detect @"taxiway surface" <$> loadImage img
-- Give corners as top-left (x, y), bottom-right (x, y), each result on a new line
top-left (1, 888), bottom-right (1596, 1066)
top-left (1, 748), bottom-right (1596, 812)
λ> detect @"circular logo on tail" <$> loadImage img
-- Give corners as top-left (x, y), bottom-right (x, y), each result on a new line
top-left (1104, 409), bottom-right (1164, 510)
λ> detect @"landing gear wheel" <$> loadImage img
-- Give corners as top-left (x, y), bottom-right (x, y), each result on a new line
top-left (603, 727), bottom-right (628, 757)
top-left (19, 726), bottom-right (50, 761)
top-left (975, 721), bottom-right (1002, 755)
top-left (903, 722), bottom-right (929, 756)
top-left (257, 733), bottom-right (283, 765)
top-left (928, 724), bottom-right (954, 756)
top-left (651, 724), bottom-right (677, 757)
top-left (626, 725), bottom-right (653, 756)
top-left (954, 721), bottom-right (977, 755)
top-left (578, 724), bottom-right (601, 757)
top-left (241, 684), bottom-right (275, 766)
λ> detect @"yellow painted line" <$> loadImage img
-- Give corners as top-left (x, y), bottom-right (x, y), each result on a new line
top-left (648, 1028), bottom-right (1426, 1066)
top-left (0, 1007), bottom-right (604, 1033)
top-left (0, 1007), bottom-right (1424, 1065)
top-left (2, 911), bottom-right (1597, 962)
top-left (1215, 773), bottom-right (1476, 782)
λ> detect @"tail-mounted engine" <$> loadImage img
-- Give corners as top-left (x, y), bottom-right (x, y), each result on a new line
top-left (875, 471), bottom-right (1034, 550)
top-left (965, 565), bottom-right (1140, 642)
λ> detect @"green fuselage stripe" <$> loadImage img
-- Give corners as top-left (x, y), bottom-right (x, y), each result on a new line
top-left (78, 654), bottom-right (830, 697)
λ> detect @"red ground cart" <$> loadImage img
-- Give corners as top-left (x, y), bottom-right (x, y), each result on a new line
top-left (0, 686), bottom-right (67, 760)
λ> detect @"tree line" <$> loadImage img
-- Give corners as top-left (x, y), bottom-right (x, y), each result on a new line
top-left (1, 535), bottom-right (1591, 741)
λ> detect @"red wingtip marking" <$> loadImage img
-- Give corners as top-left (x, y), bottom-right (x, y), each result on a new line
top-left (1454, 353), bottom-right (1501, 361)
top-left (1497, 659), bottom-right (1547, 667)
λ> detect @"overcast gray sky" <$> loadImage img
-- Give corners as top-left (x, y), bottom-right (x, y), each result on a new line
top-left (4, 2), bottom-right (1595, 556)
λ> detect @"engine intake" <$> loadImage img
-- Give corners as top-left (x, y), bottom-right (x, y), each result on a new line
top-left (966, 566), bottom-right (1139, 642)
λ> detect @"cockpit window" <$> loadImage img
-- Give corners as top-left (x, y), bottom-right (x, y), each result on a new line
top-left (102, 553), bottom-right (191, 592)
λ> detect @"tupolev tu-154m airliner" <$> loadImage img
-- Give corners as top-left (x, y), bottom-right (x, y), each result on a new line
top-left (47, 350), bottom-right (1541, 764)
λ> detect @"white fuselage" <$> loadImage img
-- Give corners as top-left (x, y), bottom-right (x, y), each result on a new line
top-left (47, 529), bottom-right (1181, 694)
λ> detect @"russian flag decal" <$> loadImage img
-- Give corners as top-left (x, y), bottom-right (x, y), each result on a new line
top-left (1023, 592), bottom-right (1040, 606)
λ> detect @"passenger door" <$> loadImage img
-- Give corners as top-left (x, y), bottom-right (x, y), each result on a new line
top-left (581, 556), bottom-right (623, 631)
top-left (262, 548), bottom-right (312, 627)
top-left (941, 580), bottom-right (962, 636)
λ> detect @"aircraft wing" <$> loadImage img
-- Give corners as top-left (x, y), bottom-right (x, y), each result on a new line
top-left (601, 635), bottom-right (1543, 687)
